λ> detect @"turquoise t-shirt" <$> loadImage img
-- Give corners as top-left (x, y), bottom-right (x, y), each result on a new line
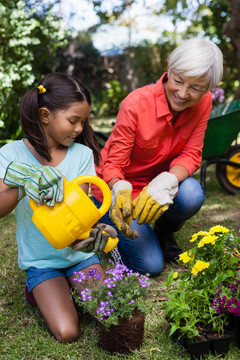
top-left (0, 140), bottom-right (97, 270)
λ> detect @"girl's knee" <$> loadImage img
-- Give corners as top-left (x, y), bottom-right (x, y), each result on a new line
top-left (54, 324), bottom-right (79, 343)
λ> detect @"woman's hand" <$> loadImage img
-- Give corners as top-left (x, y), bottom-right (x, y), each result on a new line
top-left (110, 180), bottom-right (138, 239)
top-left (70, 223), bottom-right (118, 253)
top-left (3, 161), bottom-right (64, 206)
top-left (132, 172), bottom-right (178, 224)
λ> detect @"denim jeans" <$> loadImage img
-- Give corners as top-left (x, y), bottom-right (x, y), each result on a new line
top-left (94, 177), bottom-right (205, 276)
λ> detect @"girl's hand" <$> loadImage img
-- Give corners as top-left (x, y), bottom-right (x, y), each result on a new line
top-left (70, 223), bottom-right (117, 253)
top-left (3, 161), bottom-right (64, 206)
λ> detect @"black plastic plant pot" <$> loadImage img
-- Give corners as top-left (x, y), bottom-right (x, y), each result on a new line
top-left (167, 318), bottom-right (232, 358)
top-left (208, 333), bottom-right (232, 355)
top-left (171, 329), bottom-right (232, 359)
top-left (170, 328), bottom-right (188, 348)
top-left (171, 331), bottom-right (210, 359)
top-left (234, 317), bottom-right (240, 349)
top-left (186, 337), bottom-right (210, 360)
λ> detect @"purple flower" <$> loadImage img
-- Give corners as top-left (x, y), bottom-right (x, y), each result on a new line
top-left (138, 275), bottom-right (151, 288)
top-left (211, 87), bottom-right (225, 104)
top-left (229, 284), bottom-right (238, 291)
top-left (72, 271), bottom-right (86, 283)
top-left (87, 268), bottom-right (102, 281)
top-left (128, 300), bottom-right (135, 304)
top-left (213, 281), bottom-right (240, 317)
top-left (71, 261), bottom-right (151, 325)
top-left (88, 268), bottom-right (97, 276)
top-left (81, 290), bottom-right (87, 301)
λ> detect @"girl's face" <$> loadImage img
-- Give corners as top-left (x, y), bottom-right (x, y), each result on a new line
top-left (164, 72), bottom-right (209, 115)
top-left (42, 101), bottom-right (92, 148)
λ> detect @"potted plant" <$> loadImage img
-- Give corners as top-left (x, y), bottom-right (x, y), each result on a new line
top-left (163, 225), bottom-right (240, 359)
top-left (71, 261), bottom-right (151, 354)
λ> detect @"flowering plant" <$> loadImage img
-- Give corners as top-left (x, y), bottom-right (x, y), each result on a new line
top-left (213, 275), bottom-right (240, 317)
top-left (163, 225), bottom-right (240, 340)
top-left (71, 261), bottom-right (151, 329)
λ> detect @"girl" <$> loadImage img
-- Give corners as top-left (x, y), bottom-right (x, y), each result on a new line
top-left (0, 72), bottom-right (116, 342)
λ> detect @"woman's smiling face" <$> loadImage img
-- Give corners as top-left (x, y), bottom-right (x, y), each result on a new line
top-left (164, 72), bottom-right (209, 115)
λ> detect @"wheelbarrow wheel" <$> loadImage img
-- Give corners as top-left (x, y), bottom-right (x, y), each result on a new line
top-left (216, 145), bottom-right (240, 194)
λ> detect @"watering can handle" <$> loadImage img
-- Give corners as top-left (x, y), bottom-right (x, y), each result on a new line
top-left (70, 176), bottom-right (119, 252)
top-left (71, 175), bottom-right (112, 217)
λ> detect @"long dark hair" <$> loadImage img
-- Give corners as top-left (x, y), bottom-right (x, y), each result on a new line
top-left (20, 72), bottom-right (100, 165)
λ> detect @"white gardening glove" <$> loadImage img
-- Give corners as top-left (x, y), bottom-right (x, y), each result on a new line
top-left (132, 172), bottom-right (178, 224)
top-left (110, 180), bottom-right (138, 239)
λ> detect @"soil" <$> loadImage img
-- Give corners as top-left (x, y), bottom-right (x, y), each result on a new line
top-left (98, 309), bottom-right (145, 354)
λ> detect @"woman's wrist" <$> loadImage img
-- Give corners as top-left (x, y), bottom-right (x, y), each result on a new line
top-left (108, 178), bottom-right (120, 190)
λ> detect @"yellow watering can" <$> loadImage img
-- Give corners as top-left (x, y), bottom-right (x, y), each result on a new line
top-left (29, 175), bottom-right (119, 252)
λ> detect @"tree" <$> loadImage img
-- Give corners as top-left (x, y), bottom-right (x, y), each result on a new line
top-left (91, 0), bottom-right (240, 100)
top-left (56, 31), bottom-right (105, 93)
top-left (223, 0), bottom-right (240, 99)
top-left (160, 0), bottom-right (240, 99)
top-left (156, 0), bottom-right (238, 99)
top-left (0, 0), bottom-right (66, 141)
top-left (153, 0), bottom-right (240, 100)
top-left (90, 0), bottom-right (135, 25)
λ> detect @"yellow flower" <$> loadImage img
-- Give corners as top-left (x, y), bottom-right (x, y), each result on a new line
top-left (191, 260), bottom-right (210, 275)
top-left (198, 234), bottom-right (218, 248)
top-left (179, 251), bottom-right (191, 263)
top-left (188, 250), bottom-right (195, 262)
top-left (209, 225), bottom-right (229, 235)
top-left (173, 272), bottom-right (178, 279)
top-left (190, 231), bottom-right (209, 242)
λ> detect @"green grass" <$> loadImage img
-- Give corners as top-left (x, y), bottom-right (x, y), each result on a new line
top-left (1, 167), bottom-right (240, 359)
top-left (1, 120), bottom-right (240, 359)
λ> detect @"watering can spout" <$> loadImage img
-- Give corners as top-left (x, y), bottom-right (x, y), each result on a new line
top-left (29, 175), bottom-right (119, 252)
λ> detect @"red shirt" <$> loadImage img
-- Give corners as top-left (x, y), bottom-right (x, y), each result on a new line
top-left (93, 72), bottom-right (212, 201)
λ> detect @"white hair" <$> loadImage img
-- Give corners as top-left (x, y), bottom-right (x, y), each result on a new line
top-left (168, 38), bottom-right (223, 91)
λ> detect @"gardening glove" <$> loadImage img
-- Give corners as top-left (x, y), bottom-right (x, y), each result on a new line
top-left (70, 223), bottom-right (118, 253)
top-left (110, 180), bottom-right (138, 240)
top-left (3, 161), bottom-right (64, 207)
top-left (132, 172), bottom-right (178, 224)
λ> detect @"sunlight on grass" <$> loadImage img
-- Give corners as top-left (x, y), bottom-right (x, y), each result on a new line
top-left (202, 203), bottom-right (226, 211)
top-left (90, 116), bottom-right (115, 134)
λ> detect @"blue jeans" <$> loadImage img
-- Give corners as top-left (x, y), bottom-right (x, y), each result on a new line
top-left (94, 177), bottom-right (205, 276)
top-left (25, 254), bottom-right (101, 291)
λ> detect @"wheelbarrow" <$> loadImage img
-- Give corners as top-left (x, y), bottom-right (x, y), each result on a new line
top-left (200, 100), bottom-right (240, 194)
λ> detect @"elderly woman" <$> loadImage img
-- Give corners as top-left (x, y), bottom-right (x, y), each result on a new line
top-left (92, 37), bottom-right (223, 275)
